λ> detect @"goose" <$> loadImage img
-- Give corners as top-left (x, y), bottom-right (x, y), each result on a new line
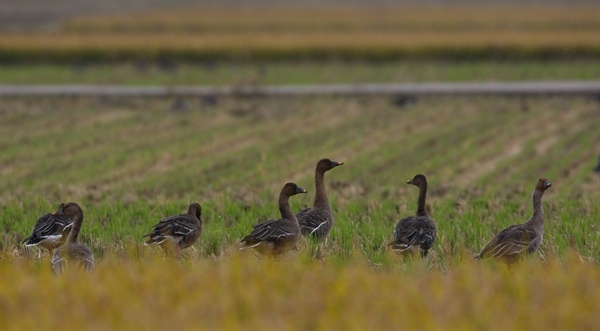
top-left (51, 202), bottom-right (94, 273)
top-left (22, 203), bottom-right (71, 255)
top-left (241, 182), bottom-right (307, 256)
top-left (143, 203), bottom-right (203, 255)
top-left (389, 174), bottom-right (437, 257)
top-left (297, 158), bottom-right (343, 240)
top-left (476, 178), bottom-right (552, 264)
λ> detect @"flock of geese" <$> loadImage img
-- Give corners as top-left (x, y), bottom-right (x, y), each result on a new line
top-left (22, 158), bottom-right (552, 273)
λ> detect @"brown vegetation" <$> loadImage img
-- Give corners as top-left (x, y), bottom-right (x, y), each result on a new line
top-left (1, 5), bottom-right (598, 62)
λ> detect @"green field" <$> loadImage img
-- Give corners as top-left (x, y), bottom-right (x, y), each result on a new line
top-left (1, 95), bottom-right (598, 258)
top-left (1, 95), bottom-right (599, 329)
top-left (1, 60), bottom-right (599, 85)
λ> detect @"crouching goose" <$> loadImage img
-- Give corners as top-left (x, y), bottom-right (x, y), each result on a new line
top-left (143, 203), bottom-right (203, 255)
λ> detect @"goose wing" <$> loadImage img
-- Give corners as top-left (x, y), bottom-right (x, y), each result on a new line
top-left (390, 216), bottom-right (436, 251)
top-left (297, 207), bottom-right (330, 237)
top-left (477, 224), bottom-right (537, 259)
top-left (143, 214), bottom-right (200, 244)
top-left (242, 218), bottom-right (297, 245)
top-left (74, 244), bottom-right (95, 272)
top-left (295, 207), bottom-right (311, 220)
top-left (52, 243), bottom-right (95, 274)
top-left (23, 213), bottom-right (71, 246)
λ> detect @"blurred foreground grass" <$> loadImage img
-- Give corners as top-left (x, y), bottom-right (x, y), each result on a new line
top-left (1, 253), bottom-right (598, 330)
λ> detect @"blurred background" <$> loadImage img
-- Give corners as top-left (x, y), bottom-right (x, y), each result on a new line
top-left (0, 0), bottom-right (598, 200)
top-left (1, 0), bottom-right (598, 86)
top-left (0, 0), bottom-right (598, 205)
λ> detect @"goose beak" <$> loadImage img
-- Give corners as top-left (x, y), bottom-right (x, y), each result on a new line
top-left (544, 181), bottom-right (552, 188)
top-left (407, 179), bottom-right (413, 184)
top-left (296, 187), bottom-right (308, 194)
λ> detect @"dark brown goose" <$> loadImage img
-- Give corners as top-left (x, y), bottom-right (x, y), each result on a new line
top-left (476, 178), bottom-right (552, 264)
top-left (22, 203), bottom-right (72, 255)
top-left (51, 202), bottom-right (94, 274)
top-left (296, 158), bottom-right (343, 240)
top-left (143, 203), bottom-right (202, 255)
top-left (241, 182), bottom-right (307, 256)
top-left (389, 174), bottom-right (437, 257)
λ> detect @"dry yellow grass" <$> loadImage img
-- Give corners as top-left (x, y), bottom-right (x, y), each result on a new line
top-left (61, 6), bottom-right (599, 32)
top-left (1, 252), bottom-right (598, 330)
top-left (1, 5), bottom-right (598, 61)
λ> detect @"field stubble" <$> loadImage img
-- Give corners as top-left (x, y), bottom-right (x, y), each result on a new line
top-left (0, 95), bottom-right (599, 329)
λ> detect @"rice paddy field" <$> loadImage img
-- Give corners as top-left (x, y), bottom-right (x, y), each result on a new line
top-left (1, 94), bottom-right (599, 330)
top-left (1, 2), bottom-right (600, 330)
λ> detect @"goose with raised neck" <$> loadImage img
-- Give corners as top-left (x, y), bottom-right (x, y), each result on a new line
top-left (297, 158), bottom-right (343, 240)
top-left (23, 203), bottom-right (72, 255)
top-left (143, 203), bottom-right (203, 255)
top-left (476, 178), bottom-right (552, 264)
top-left (51, 202), bottom-right (95, 274)
top-left (389, 174), bottom-right (437, 257)
top-left (241, 182), bottom-right (307, 256)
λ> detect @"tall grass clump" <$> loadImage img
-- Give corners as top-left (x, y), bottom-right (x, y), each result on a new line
top-left (1, 253), bottom-right (598, 330)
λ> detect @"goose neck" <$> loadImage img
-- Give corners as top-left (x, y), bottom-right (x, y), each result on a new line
top-left (528, 189), bottom-right (545, 226)
top-left (65, 214), bottom-right (83, 243)
top-left (279, 192), bottom-right (297, 223)
top-left (313, 169), bottom-right (330, 208)
top-left (416, 183), bottom-right (428, 217)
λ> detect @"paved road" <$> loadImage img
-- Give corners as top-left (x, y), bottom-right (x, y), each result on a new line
top-left (1, 81), bottom-right (598, 97)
